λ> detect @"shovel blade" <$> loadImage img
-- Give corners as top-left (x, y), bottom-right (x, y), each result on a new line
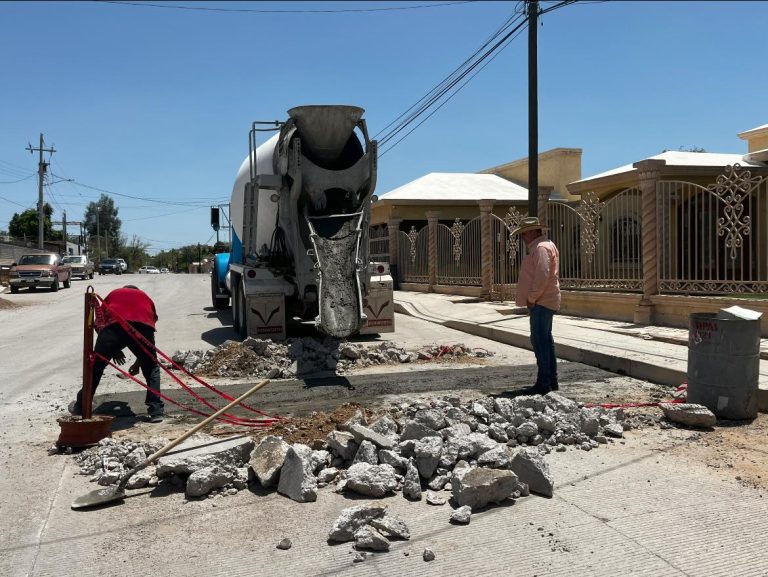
top-left (71, 486), bottom-right (126, 510)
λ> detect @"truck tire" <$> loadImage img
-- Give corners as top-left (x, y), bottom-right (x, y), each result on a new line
top-left (64, 275), bottom-right (71, 288)
top-left (51, 277), bottom-right (59, 292)
top-left (232, 275), bottom-right (241, 334)
top-left (10, 285), bottom-right (18, 294)
top-left (89, 272), bottom-right (94, 280)
top-left (237, 285), bottom-right (248, 339)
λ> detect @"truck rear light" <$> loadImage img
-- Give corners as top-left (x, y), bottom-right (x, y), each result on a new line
top-left (247, 269), bottom-right (257, 278)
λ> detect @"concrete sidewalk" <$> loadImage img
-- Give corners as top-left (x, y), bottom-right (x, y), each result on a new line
top-left (394, 291), bottom-right (768, 411)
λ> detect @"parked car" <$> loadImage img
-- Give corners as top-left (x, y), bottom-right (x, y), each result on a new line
top-left (160, 268), bottom-right (170, 274)
top-left (98, 258), bottom-right (123, 275)
top-left (62, 255), bottom-right (94, 280)
top-left (138, 266), bottom-right (160, 274)
top-left (117, 258), bottom-right (128, 272)
top-left (9, 253), bottom-right (72, 293)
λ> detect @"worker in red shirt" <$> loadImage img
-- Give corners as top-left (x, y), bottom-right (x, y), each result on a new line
top-left (70, 285), bottom-right (164, 422)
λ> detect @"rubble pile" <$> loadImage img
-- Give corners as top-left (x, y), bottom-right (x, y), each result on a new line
top-left (169, 338), bottom-right (492, 379)
top-left (75, 435), bottom-right (254, 498)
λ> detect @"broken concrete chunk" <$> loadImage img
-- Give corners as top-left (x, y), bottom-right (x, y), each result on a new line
top-left (344, 463), bottom-right (399, 497)
top-left (310, 449), bottom-right (331, 473)
top-left (602, 422), bottom-right (624, 438)
top-left (423, 548), bottom-right (436, 562)
top-left (186, 465), bottom-right (241, 497)
top-left (426, 490), bottom-right (446, 505)
top-left (378, 449), bottom-right (408, 471)
top-left (348, 423), bottom-right (396, 449)
top-left (340, 344), bottom-right (361, 359)
top-left (477, 445), bottom-right (515, 469)
top-left (353, 440), bottom-right (379, 466)
top-left (277, 444), bottom-right (318, 503)
top-left (414, 436), bottom-right (443, 479)
top-left (339, 410), bottom-right (367, 431)
top-left (369, 414), bottom-right (399, 438)
top-left (414, 409), bottom-right (447, 431)
top-left (428, 473), bottom-right (450, 491)
top-left (328, 502), bottom-right (387, 542)
top-left (354, 526), bottom-right (390, 552)
top-left (441, 422), bottom-right (472, 440)
top-left (276, 538), bottom-right (292, 550)
top-left (400, 420), bottom-right (442, 441)
top-left (156, 435), bottom-right (254, 477)
top-left (660, 403), bottom-right (716, 428)
top-left (450, 505), bottom-right (472, 524)
top-left (326, 431), bottom-right (359, 461)
top-left (403, 458), bottom-right (422, 500)
top-left (369, 515), bottom-right (411, 540)
top-left (452, 466), bottom-right (522, 510)
top-left (249, 435), bottom-right (290, 488)
top-left (509, 448), bottom-right (554, 497)
top-left (317, 467), bottom-right (339, 484)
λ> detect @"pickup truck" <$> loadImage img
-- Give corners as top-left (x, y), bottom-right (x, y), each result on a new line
top-left (62, 255), bottom-right (94, 280)
top-left (9, 253), bottom-right (72, 293)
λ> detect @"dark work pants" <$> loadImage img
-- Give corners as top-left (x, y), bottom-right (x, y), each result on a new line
top-left (529, 305), bottom-right (558, 389)
top-left (77, 322), bottom-right (164, 414)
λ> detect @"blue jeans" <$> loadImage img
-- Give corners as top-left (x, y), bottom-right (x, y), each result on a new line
top-left (529, 305), bottom-right (557, 389)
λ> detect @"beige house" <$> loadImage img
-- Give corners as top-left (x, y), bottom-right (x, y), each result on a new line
top-left (371, 125), bottom-right (768, 334)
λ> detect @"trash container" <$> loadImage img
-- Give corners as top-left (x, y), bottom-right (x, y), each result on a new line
top-left (687, 312), bottom-right (760, 420)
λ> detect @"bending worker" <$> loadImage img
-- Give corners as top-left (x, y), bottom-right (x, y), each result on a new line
top-left (70, 285), bottom-right (164, 422)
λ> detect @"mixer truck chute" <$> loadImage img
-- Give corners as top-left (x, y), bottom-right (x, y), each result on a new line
top-left (219, 105), bottom-right (394, 340)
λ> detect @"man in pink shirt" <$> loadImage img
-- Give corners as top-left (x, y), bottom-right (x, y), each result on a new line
top-left (513, 217), bottom-right (561, 394)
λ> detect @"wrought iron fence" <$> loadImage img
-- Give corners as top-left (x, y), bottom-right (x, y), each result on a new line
top-left (398, 227), bottom-right (429, 283)
top-left (549, 189), bottom-right (643, 291)
top-left (369, 224), bottom-right (389, 263)
top-left (657, 165), bottom-right (768, 294)
top-left (436, 217), bottom-right (481, 285)
top-left (490, 210), bottom-right (525, 300)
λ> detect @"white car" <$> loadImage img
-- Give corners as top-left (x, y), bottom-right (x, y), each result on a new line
top-left (160, 268), bottom-right (170, 274)
top-left (138, 266), bottom-right (160, 274)
top-left (117, 258), bottom-right (127, 272)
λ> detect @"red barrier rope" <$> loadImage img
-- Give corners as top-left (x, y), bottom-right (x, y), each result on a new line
top-left (91, 293), bottom-right (279, 427)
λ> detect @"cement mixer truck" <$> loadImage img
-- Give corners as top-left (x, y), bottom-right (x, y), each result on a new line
top-left (211, 105), bottom-right (394, 340)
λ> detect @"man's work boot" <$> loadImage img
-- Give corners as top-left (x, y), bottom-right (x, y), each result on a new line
top-left (68, 401), bottom-right (82, 416)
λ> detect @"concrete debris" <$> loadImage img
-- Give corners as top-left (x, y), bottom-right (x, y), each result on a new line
top-left (660, 403), bottom-right (717, 428)
top-left (343, 463), bottom-right (399, 497)
top-left (186, 465), bottom-right (248, 497)
top-left (369, 515), bottom-right (411, 540)
top-left (347, 423), bottom-right (396, 449)
top-left (450, 505), bottom-right (472, 524)
top-left (277, 444), bottom-right (318, 503)
top-left (403, 458), bottom-right (422, 500)
top-left (354, 526), bottom-right (390, 552)
top-left (378, 449), bottom-right (408, 471)
top-left (423, 548), bottom-right (436, 562)
top-left (352, 440), bottom-right (379, 466)
top-left (509, 449), bottom-right (554, 498)
top-left (426, 490), bottom-right (446, 505)
top-left (174, 339), bottom-right (493, 379)
top-left (327, 503), bottom-right (387, 542)
top-left (276, 538), bottom-right (292, 550)
top-left (156, 435), bottom-right (254, 477)
top-left (326, 431), bottom-right (358, 461)
top-left (452, 466), bottom-right (523, 510)
top-left (414, 436), bottom-right (443, 479)
top-left (249, 435), bottom-right (290, 488)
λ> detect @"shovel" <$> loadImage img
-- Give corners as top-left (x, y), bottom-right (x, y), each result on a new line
top-left (71, 379), bottom-right (271, 510)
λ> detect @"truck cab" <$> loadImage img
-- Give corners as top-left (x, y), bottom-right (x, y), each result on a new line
top-left (9, 253), bottom-right (72, 293)
top-left (62, 255), bottom-right (94, 280)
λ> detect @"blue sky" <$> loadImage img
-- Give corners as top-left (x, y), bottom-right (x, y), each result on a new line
top-left (1, 1), bottom-right (766, 254)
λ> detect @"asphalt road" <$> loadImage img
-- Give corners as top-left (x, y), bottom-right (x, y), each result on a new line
top-left (3, 276), bottom-right (767, 577)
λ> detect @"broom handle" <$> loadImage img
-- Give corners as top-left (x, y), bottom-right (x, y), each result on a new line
top-left (119, 379), bottom-right (271, 486)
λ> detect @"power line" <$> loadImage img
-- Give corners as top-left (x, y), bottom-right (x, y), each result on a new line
top-left (378, 15), bottom-right (529, 153)
top-left (0, 174), bottom-right (36, 185)
top-left (0, 194), bottom-right (32, 209)
top-left (97, 0), bottom-right (475, 13)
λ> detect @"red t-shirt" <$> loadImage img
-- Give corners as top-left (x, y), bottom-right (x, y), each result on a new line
top-left (103, 287), bottom-right (158, 330)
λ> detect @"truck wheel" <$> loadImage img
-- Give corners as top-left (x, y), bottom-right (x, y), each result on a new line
top-left (232, 277), bottom-right (241, 334)
top-left (64, 275), bottom-right (71, 288)
top-left (237, 287), bottom-right (248, 339)
top-left (51, 277), bottom-right (59, 292)
top-left (89, 272), bottom-right (94, 279)
top-left (211, 260), bottom-right (230, 310)
top-left (10, 286), bottom-right (18, 294)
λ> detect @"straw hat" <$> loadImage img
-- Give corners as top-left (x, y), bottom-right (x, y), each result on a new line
top-left (510, 216), bottom-right (549, 236)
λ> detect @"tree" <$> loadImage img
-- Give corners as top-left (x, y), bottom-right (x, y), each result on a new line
top-left (84, 194), bottom-right (122, 261)
top-left (9, 203), bottom-right (55, 239)
top-left (116, 234), bottom-right (151, 272)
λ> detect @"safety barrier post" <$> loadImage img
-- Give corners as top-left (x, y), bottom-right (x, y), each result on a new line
top-left (82, 288), bottom-right (95, 419)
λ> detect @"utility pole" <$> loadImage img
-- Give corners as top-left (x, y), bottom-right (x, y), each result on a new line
top-left (26, 134), bottom-right (56, 249)
top-left (197, 243), bottom-right (202, 273)
top-left (62, 211), bottom-right (67, 254)
top-left (96, 211), bottom-right (100, 260)
top-left (53, 217), bottom-right (84, 256)
top-left (527, 0), bottom-right (539, 217)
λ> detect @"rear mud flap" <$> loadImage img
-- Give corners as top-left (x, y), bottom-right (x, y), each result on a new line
top-left (308, 213), bottom-right (365, 338)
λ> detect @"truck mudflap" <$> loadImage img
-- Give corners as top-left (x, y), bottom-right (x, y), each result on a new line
top-left (308, 212), bottom-right (365, 338)
top-left (246, 293), bottom-right (287, 340)
top-left (360, 275), bottom-right (395, 334)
